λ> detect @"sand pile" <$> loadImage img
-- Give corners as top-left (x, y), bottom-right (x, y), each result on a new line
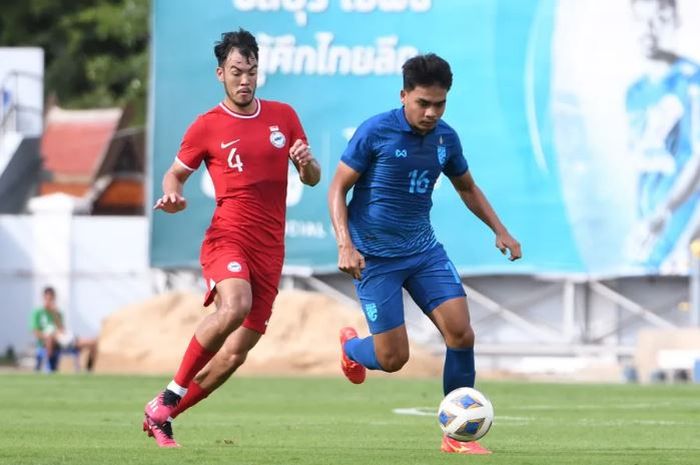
top-left (95, 289), bottom-right (442, 377)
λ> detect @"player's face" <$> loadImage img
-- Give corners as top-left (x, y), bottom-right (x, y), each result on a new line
top-left (400, 85), bottom-right (447, 134)
top-left (632, 0), bottom-right (677, 58)
top-left (217, 48), bottom-right (258, 111)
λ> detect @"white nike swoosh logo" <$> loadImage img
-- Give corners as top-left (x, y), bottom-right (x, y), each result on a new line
top-left (221, 139), bottom-right (240, 149)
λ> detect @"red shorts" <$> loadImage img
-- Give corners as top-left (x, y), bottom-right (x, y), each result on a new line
top-left (200, 238), bottom-right (283, 334)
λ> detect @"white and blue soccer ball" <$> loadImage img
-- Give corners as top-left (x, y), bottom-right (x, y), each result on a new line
top-left (438, 387), bottom-right (494, 442)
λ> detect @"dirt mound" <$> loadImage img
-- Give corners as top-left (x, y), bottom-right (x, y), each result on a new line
top-left (95, 290), bottom-right (442, 377)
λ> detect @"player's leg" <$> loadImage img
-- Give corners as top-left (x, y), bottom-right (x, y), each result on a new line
top-left (404, 245), bottom-right (490, 454)
top-left (404, 245), bottom-right (472, 395)
top-left (429, 303), bottom-right (492, 454)
top-left (143, 279), bottom-right (252, 449)
top-left (145, 277), bottom-right (251, 418)
top-left (171, 257), bottom-right (280, 419)
top-left (171, 325), bottom-right (261, 419)
top-left (426, 297), bottom-right (475, 394)
top-left (341, 255), bottom-right (411, 382)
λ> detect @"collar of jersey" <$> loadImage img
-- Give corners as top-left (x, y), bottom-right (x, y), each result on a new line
top-left (396, 107), bottom-right (413, 132)
top-left (396, 106), bottom-right (437, 136)
top-left (219, 98), bottom-right (261, 119)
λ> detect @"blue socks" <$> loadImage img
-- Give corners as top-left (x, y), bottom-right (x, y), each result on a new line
top-left (344, 338), bottom-right (476, 387)
top-left (344, 336), bottom-right (384, 370)
top-left (443, 346), bottom-right (475, 395)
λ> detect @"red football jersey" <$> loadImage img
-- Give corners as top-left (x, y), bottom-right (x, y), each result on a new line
top-left (176, 98), bottom-right (307, 252)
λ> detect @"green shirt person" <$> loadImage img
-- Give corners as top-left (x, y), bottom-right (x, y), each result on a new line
top-left (30, 286), bottom-right (97, 372)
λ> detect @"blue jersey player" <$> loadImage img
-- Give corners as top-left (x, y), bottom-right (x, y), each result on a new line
top-left (327, 53), bottom-right (521, 455)
top-left (626, 0), bottom-right (700, 270)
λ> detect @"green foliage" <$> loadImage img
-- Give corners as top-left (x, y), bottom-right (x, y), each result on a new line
top-left (0, 374), bottom-right (699, 465)
top-left (0, 0), bottom-right (149, 124)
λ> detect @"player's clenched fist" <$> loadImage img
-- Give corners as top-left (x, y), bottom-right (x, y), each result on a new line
top-left (289, 138), bottom-right (313, 166)
top-left (337, 244), bottom-right (366, 280)
top-left (153, 192), bottom-right (187, 213)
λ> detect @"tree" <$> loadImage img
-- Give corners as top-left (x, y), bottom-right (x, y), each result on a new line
top-left (0, 0), bottom-right (149, 124)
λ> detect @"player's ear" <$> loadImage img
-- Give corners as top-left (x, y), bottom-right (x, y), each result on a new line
top-left (215, 67), bottom-right (225, 83)
top-left (400, 89), bottom-right (407, 105)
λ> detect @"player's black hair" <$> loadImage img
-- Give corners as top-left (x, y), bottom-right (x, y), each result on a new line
top-left (214, 28), bottom-right (259, 66)
top-left (402, 53), bottom-right (453, 92)
top-left (43, 286), bottom-right (55, 296)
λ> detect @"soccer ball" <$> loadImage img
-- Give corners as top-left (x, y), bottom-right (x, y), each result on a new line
top-left (438, 387), bottom-right (494, 442)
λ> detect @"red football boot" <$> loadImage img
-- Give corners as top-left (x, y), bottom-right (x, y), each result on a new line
top-left (144, 389), bottom-right (181, 425)
top-left (339, 327), bottom-right (366, 384)
top-left (143, 416), bottom-right (180, 448)
top-left (440, 435), bottom-right (492, 454)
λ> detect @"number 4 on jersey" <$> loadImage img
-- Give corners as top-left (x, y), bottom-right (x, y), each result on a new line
top-left (227, 148), bottom-right (244, 172)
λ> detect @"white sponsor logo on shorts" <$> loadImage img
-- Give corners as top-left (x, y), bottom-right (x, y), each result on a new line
top-left (227, 261), bottom-right (242, 272)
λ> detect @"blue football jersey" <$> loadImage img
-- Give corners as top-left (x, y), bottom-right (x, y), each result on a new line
top-left (626, 58), bottom-right (700, 265)
top-left (627, 58), bottom-right (700, 216)
top-left (341, 108), bottom-right (468, 257)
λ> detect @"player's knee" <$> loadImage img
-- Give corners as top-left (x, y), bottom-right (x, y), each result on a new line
top-left (378, 350), bottom-right (409, 373)
top-left (445, 325), bottom-right (475, 349)
top-left (217, 308), bottom-right (248, 333)
top-left (218, 297), bottom-right (252, 331)
top-left (219, 292), bottom-right (252, 313)
top-left (223, 351), bottom-right (248, 372)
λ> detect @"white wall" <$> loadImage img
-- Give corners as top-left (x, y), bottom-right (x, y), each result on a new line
top-left (0, 214), bottom-right (154, 353)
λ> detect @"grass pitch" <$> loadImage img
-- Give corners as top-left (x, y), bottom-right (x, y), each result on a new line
top-left (0, 374), bottom-right (698, 465)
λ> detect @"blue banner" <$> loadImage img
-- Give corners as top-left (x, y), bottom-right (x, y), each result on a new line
top-left (150, 0), bottom-right (700, 276)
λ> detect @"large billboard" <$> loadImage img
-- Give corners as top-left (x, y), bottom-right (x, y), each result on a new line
top-left (150, 0), bottom-right (700, 276)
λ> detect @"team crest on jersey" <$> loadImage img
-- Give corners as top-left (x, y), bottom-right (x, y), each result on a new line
top-left (269, 126), bottom-right (286, 148)
top-left (227, 261), bottom-right (242, 273)
top-left (437, 145), bottom-right (447, 167)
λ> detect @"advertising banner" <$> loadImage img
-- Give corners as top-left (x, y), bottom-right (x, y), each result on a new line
top-left (150, 0), bottom-right (700, 276)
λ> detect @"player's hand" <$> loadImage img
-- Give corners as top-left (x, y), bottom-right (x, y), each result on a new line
top-left (495, 231), bottom-right (522, 261)
top-left (289, 139), bottom-right (313, 166)
top-left (337, 244), bottom-right (365, 280)
top-left (153, 192), bottom-right (187, 213)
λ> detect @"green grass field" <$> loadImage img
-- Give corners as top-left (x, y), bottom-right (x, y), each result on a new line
top-left (0, 374), bottom-right (698, 465)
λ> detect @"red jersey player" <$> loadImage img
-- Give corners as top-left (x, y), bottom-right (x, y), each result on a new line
top-left (143, 29), bottom-right (321, 447)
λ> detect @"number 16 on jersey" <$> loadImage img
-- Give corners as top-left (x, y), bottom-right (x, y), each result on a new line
top-left (408, 169), bottom-right (429, 194)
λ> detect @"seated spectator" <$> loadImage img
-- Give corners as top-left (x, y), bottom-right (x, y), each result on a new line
top-left (30, 286), bottom-right (97, 372)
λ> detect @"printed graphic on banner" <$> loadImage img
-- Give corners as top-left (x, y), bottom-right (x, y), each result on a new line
top-left (150, 0), bottom-right (700, 276)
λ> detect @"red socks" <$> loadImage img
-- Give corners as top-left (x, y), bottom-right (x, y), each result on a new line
top-left (171, 381), bottom-right (209, 419)
top-left (173, 336), bottom-right (216, 387)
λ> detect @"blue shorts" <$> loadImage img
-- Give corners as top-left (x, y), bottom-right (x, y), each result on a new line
top-left (353, 244), bottom-right (466, 334)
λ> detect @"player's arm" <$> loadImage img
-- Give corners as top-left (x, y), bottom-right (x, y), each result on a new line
top-left (289, 139), bottom-right (321, 186)
top-left (153, 161), bottom-right (193, 213)
top-left (449, 171), bottom-right (522, 261)
top-left (328, 162), bottom-right (365, 279)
